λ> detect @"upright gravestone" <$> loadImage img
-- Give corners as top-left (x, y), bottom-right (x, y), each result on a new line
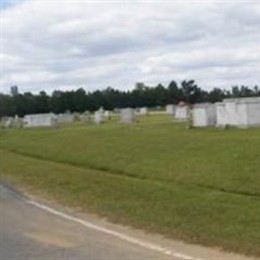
top-left (23, 113), bottom-right (58, 128)
top-left (175, 102), bottom-right (189, 121)
top-left (14, 115), bottom-right (24, 128)
top-left (94, 110), bottom-right (104, 124)
top-left (165, 104), bottom-right (176, 115)
top-left (2, 117), bottom-right (15, 128)
top-left (192, 103), bottom-right (216, 127)
top-left (104, 110), bottom-right (111, 120)
top-left (216, 97), bottom-right (260, 128)
top-left (81, 111), bottom-right (91, 123)
top-left (139, 107), bottom-right (149, 116)
top-left (57, 112), bottom-right (74, 124)
top-left (120, 108), bottom-right (135, 124)
top-left (216, 102), bottom-right (228, 127)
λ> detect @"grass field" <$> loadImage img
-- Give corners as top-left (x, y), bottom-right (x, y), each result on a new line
top-left (1, 115), bottom-right (260, 256)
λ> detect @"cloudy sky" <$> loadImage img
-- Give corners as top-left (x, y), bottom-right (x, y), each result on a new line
top-left (1, 0), bottom-right (260, 94)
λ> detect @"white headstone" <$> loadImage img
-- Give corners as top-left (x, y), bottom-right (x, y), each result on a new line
top-left (165, 104), bottom-right (176, 115)
top-left (80, 111), bottom-right (91, 123)
top-left (104, 110), bottom-right (111, 120)
top-left (139, 107), bottom-right (149, 116)
top-left (175, 105), bottom-right (189, 121)
top-left (216, 102), bottom-right (228, 127)
top-left (192, 103), bottom-right (216, 127)
top-left (94, 110), bottom-right (104, 124)
top-left (57, 113), bottom-right (74, 124)
top-left (216, 97), bottom-right (260, 128)
top-left (2, 117), bottom-right (15, 128)
top-left (120, 108), bottom-right (135, 124)
top-left (23, 113), bottom-right (58, 128)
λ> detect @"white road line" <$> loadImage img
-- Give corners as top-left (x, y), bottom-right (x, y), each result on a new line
top-left (27, 200), bottom-right (201, 260)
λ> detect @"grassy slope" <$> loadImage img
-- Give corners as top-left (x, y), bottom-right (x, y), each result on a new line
top-left (1, 115), bottom-right (260, 256)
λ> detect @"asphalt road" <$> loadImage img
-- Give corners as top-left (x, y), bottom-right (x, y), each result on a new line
top-left (0, 183), bottom-right (254, 260)
top-left (0, 183), bottom-right (176, 260)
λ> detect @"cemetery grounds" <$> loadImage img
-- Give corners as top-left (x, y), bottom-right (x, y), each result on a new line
top-left (0, 114), bottom-right (259, 257)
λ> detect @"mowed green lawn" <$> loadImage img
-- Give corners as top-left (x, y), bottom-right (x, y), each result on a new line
top-left (1, 115), bottom-right (260, 256)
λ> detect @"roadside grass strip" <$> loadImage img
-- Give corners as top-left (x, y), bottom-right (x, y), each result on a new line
top-left (1, 149), bottom-right (260, 257)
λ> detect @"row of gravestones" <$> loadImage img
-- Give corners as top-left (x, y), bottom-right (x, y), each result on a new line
top-left (1, 115), bottom-right (24, 128)
top-left (2, 105), bottom-right (190, 128)
top-left (95, 107), bottom-right (154, 124)
top-left (94, 107), bottom-right (136, 124)
top-left (1, 105), bottom-right (177, 129)
top-left (0, 108), bottom-right (143, 128)
top-left (166, 97), bottom-right (260, 128)
top-left (95, 99), bottom-right (260, 128)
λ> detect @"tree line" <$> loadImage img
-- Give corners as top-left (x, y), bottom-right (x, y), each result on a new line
top-left (0, 80), bottom-right (259, 117)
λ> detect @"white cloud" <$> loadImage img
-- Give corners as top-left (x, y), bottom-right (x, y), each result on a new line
top-left (140, 46), bottom-right (260, 73)
top-left (1, 0), bottom-right (260, 94)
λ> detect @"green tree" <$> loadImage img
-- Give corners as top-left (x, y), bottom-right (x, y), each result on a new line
top-left (180, 80), bottom-right (203, 104)
top-left (167, 81), bottom-right (180, 103)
